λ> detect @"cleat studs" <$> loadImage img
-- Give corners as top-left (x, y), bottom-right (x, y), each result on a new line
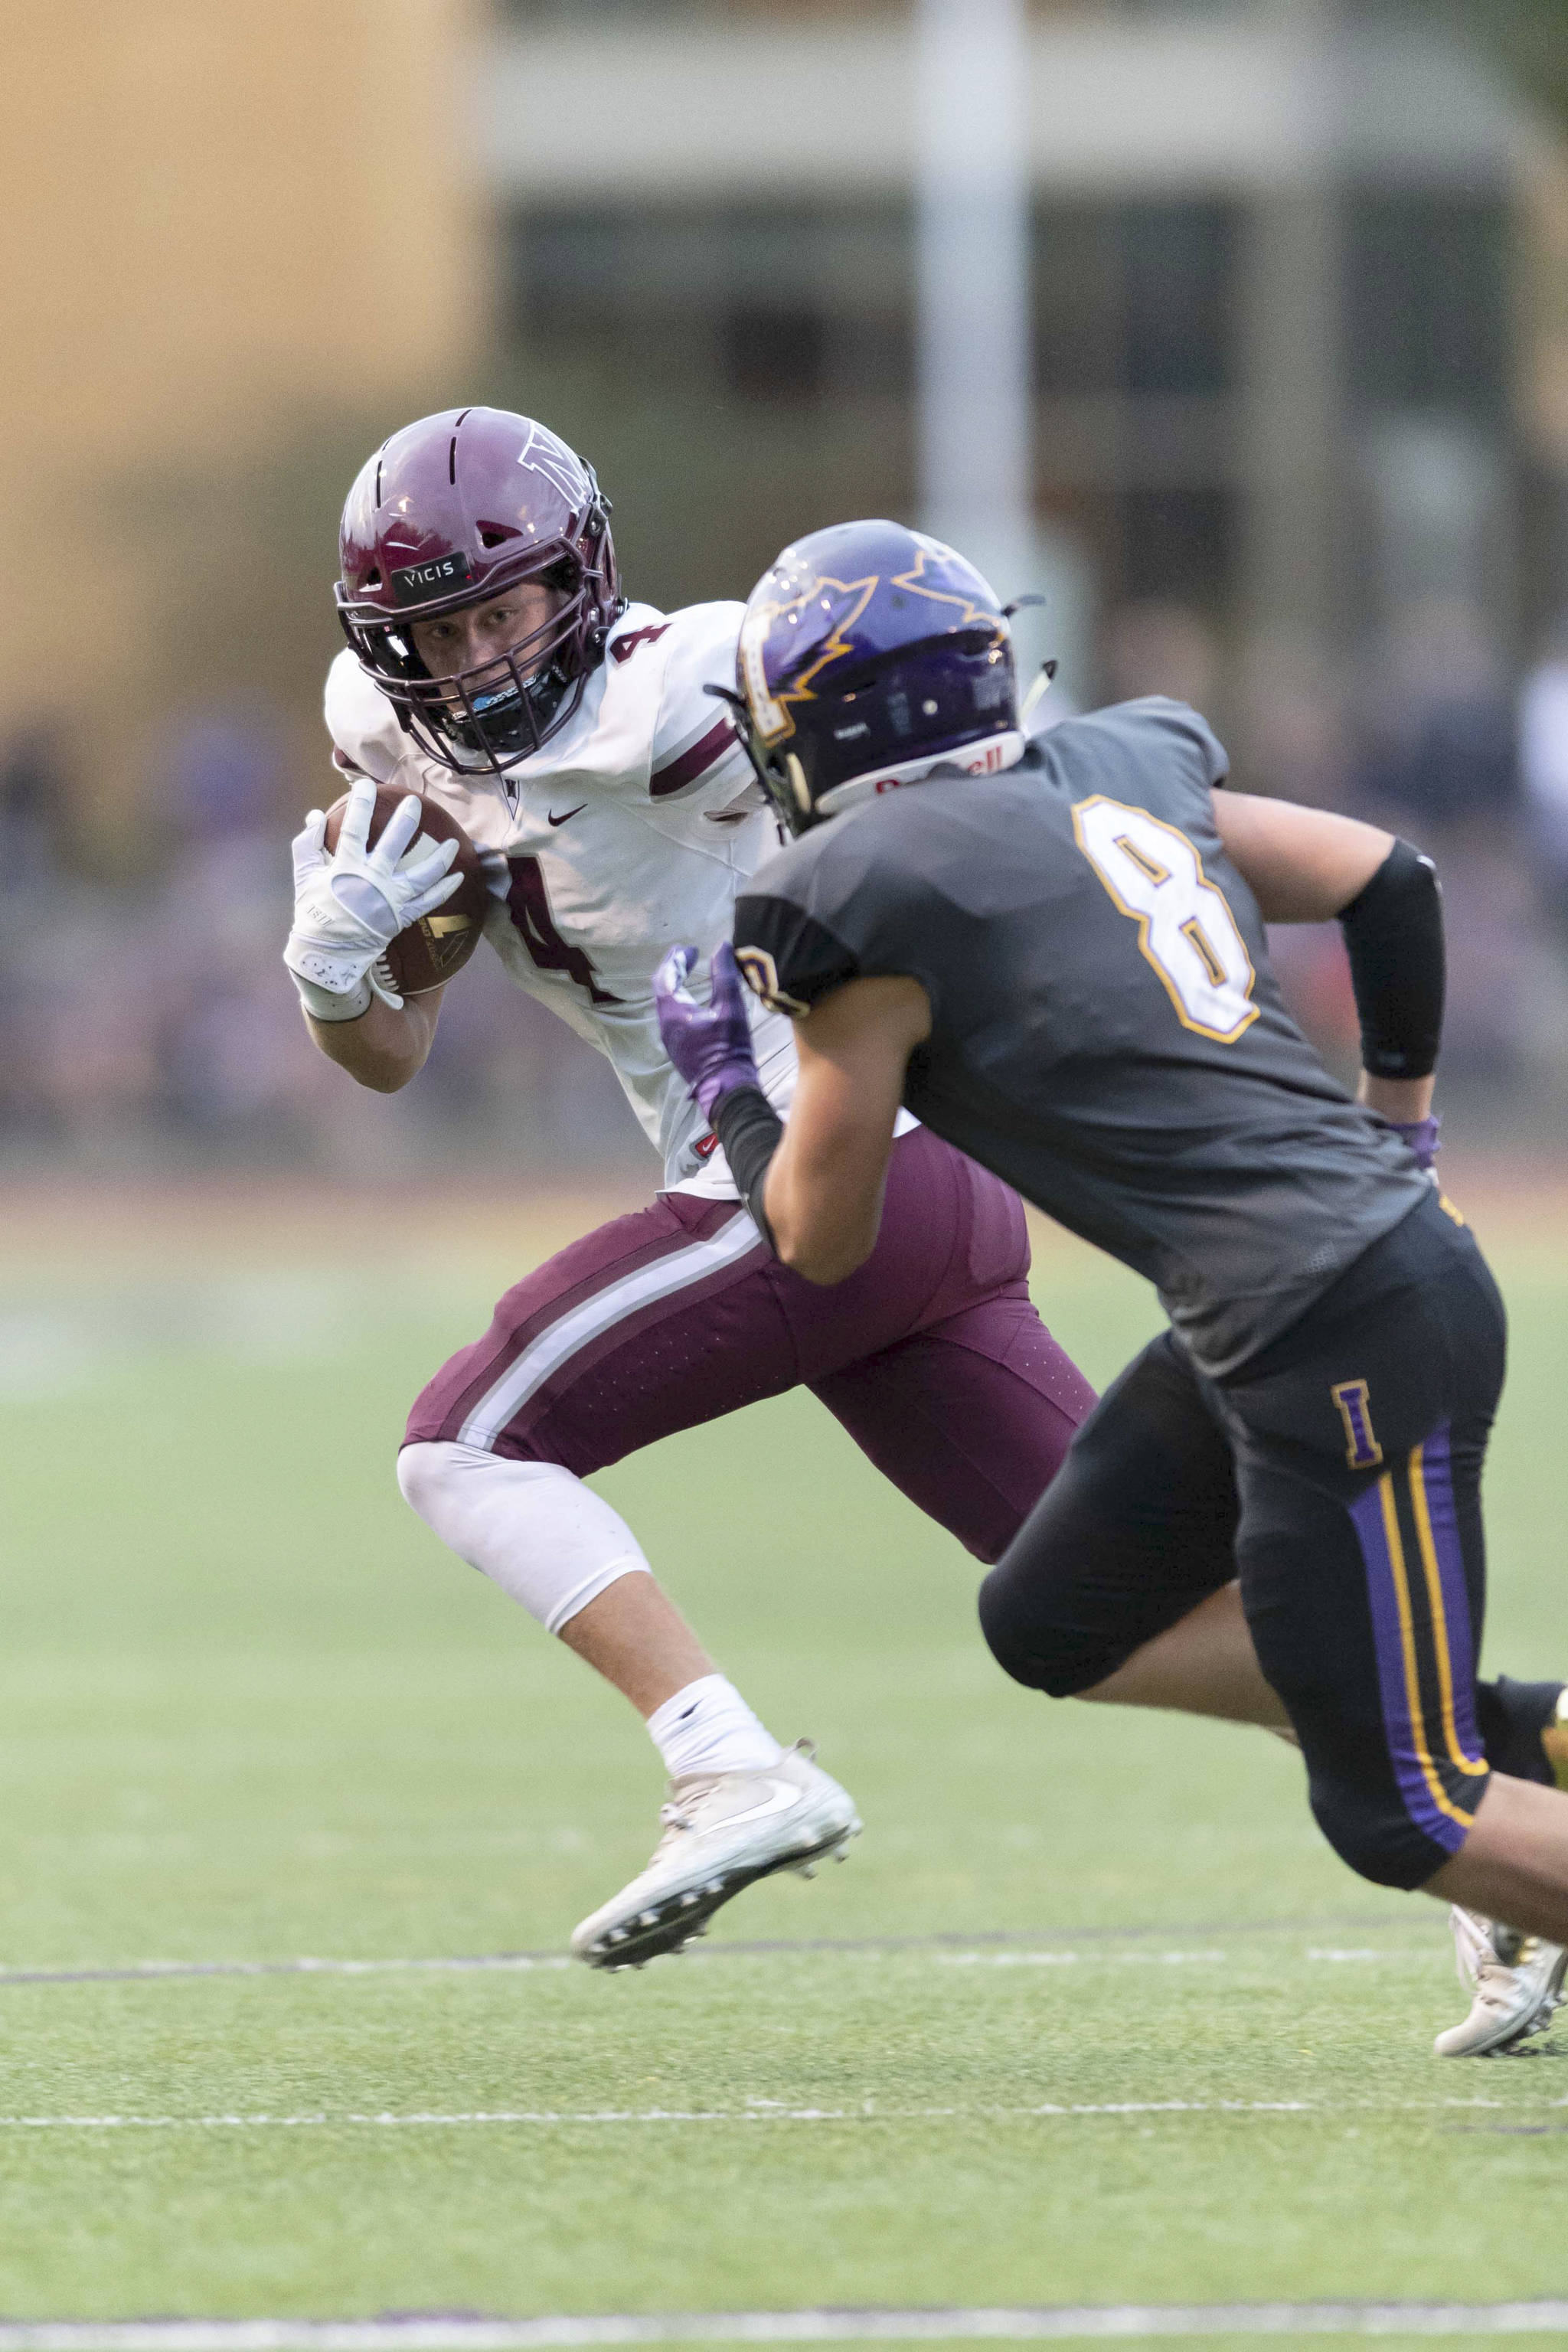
top-left (799, 1864), bottom-right (817, 1879)
top-left (639, 1909), bottom-right (659, 1927)
top-left (680, 1891), bottom-right (701, 1908)
top-left (608, 1928), bottom-right (629, 1944)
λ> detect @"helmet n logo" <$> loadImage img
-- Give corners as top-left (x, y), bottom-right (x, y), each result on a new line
top-left (518, 421), bottom-right (589, 506)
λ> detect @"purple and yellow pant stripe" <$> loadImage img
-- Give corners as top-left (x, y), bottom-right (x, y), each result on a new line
top-left (1348, 1421), bottom-right (1487, 1856)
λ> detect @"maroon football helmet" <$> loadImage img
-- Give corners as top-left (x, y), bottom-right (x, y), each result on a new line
top-left (335, 407), bottom-right (624, 773)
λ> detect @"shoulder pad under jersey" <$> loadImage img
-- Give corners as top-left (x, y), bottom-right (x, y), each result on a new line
top-left (645, 602), bottom-right (749, 802)
top-left (323, 648), bottom-right (408, 782)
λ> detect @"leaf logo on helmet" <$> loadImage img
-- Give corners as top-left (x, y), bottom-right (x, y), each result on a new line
top-left (738, 572), bottom-right (880, 748)
top-left (335, 406), bottom-right (626, 777)
top-left (888, 541), bottom-right (1004, 633)
top-left (718, 520), bottom-right (1030, 837)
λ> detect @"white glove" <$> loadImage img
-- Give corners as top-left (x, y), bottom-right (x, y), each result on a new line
top-left (283, 779), bottom-right (461, 1019)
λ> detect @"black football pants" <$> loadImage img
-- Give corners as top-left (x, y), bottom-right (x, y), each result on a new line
top-left (978, 1188), bottom-right (1508, 1890)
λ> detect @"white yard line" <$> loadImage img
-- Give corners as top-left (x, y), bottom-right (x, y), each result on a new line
top-left (938, 1950), bottom-right (1433, 1969)
top-left (0, 1942), bottom-right (1439, 1992)
top-left (5, 2302), bottom-right (1568, 2346)
top-left (936, 1952), bottom-right (1227, 1968)
top-left (0, 1957), bottom-right (573, 1988)
top-left (0, 2096), bottom-right (1547, 2131)
top-left (0, 2105), bottom-right (1296, 2130)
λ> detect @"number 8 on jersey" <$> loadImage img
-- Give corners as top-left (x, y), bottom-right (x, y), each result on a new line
top-left (1073, 795), bottom-right (1259, 1044)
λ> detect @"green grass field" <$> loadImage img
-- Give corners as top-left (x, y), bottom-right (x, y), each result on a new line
top-left (2, 1174), bottom-right (1567, 2331)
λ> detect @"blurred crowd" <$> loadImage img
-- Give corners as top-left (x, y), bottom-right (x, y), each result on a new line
top-left (3, 596), bottom-right (1566, 1175)
top-left (0, 711), bottom-right (638, 1177)
top-left (1087, 593), bottom-right (1568, 1110)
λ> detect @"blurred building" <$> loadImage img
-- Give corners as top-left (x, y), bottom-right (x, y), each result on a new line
top-left (1, 0), bottom-right (485, 861)
top-left (11, 0), bottom-right (1567, 794)
top-left (488, 0), bottom-right (1568, 730)
top-left (7, 0), bottom-right (1568, 1161)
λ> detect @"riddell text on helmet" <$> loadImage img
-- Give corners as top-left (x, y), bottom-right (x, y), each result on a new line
top-left (870, 737), bottom-right (1021, 794)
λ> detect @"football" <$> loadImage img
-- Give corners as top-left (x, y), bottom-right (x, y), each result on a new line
top-left (322, 781), bottom-right (490, 997)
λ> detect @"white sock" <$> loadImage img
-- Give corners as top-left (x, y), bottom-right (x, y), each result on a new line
top-left (397, 1440), bottom-right (650, 1634)
top-left (647, 1674), bottom-right (785, 1782)
top-left (399, 1445), bottom-right (783, 1777)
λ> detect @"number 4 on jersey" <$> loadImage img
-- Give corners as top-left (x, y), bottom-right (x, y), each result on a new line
top-left (1073, 795), bottom-right (1258, 1044)
top-left (505, 855), bottom-right (622, 1006)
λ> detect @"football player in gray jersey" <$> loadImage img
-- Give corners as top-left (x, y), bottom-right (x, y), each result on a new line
top-left (654, 518), bottom-right (1568, 2056)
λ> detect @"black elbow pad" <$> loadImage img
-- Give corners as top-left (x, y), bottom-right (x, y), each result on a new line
top-left (1337, 839), bottom-right (1444, 1081)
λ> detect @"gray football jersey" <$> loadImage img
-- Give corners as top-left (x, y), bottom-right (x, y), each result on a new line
top-left (733, 697), bottom-right (1430, 1378)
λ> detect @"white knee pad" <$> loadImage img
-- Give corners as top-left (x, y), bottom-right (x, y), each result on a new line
top-left (397, 1439), bottom-right (650, 1635)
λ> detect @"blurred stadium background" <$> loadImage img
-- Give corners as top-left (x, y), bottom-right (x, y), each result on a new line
top-left (8, 0), bottom-right (1568, 1181)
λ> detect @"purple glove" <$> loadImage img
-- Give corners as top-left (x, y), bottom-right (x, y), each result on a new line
top-left (1390, 1114), bottom-right (1441, 1174)
top-left (653, 941), bottom-right (761, 1120)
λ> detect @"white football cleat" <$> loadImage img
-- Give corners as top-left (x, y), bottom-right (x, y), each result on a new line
top-left (1432, 1905), bottom-right (1568, 2056)
top-left (571, 1740), bottom-right (861, 1971)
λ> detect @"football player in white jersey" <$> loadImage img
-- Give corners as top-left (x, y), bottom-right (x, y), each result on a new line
top-left (282, 410), bottom-right (1568, 2048)
top-left (283, 406), bottom-right (1099, 1969)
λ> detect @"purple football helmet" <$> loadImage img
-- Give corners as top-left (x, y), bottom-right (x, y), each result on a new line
top-left (724, 519), bottom-right (1024, 835)
top-left (335, 407), bottom-right (624, 773)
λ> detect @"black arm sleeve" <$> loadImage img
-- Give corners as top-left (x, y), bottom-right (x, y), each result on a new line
top-left (712, 1084), bottom-right (783, 1254)
top-left (1336, 838), bottom-right (1444, 1081)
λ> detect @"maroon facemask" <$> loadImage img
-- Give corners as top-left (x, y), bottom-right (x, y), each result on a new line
top-left (335, 407), bottom-right (625, 775)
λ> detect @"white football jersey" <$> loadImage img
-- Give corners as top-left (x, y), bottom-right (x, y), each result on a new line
top-left (323, 599), bottom-right (802, 1194)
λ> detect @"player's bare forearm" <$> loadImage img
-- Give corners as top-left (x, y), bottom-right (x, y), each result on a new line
top-left (1357, 1070), bottom-right (1435, 1123)
top-left (305, 985), bottom-right (443, 1093)
top-left (1214, 792), bottom-right (1393, 921)
top-left (763, 976), bottom-right (931, 1285)
top-left (766, 1083), bottom-right (891, 1285)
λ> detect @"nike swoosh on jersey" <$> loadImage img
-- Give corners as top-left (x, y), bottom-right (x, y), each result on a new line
top-left (548, 804), bottom-right (587, 826)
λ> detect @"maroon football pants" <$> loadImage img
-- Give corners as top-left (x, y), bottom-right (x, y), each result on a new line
top-left (406, 1126), bottom-right (1095, 1563)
